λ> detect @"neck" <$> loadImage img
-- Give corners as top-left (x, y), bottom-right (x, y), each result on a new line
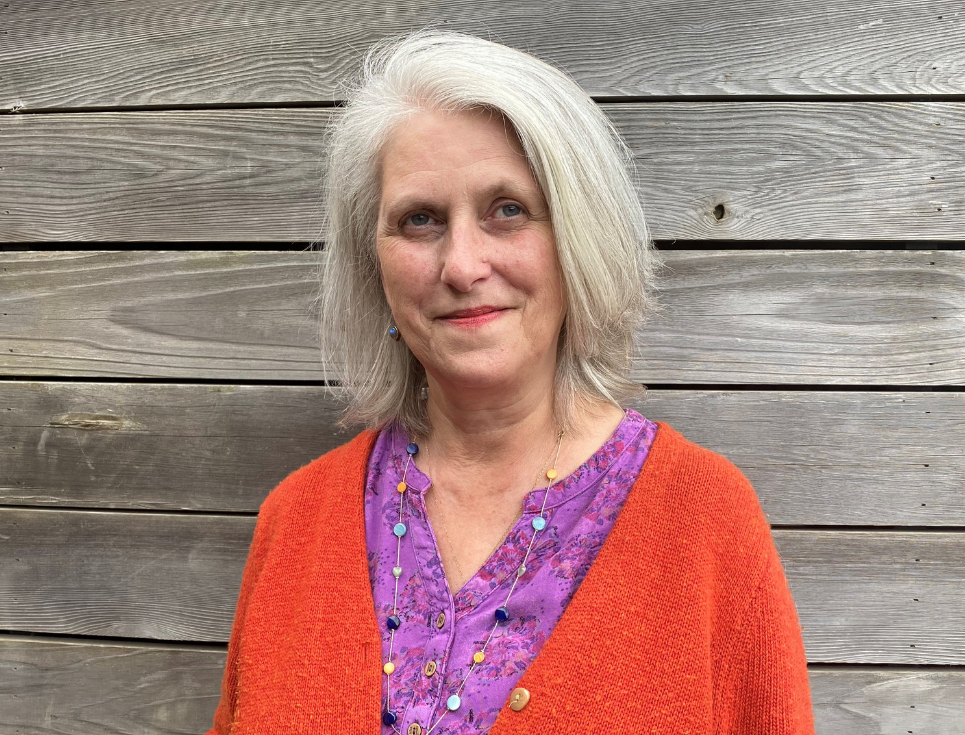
top-left (419, 370), bottom-right (562, 505)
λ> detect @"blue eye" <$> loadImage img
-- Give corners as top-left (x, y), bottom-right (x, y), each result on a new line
top-left (408, 213), bottom-right (432, 226)
top-left (500, 204), bottom-right (522, 217)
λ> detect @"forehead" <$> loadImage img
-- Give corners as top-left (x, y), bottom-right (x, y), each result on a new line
top-left (379, 108), bottom-right (537, 199)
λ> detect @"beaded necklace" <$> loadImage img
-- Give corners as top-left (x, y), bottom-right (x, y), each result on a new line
top-left (382, 431), bottom-right (565, 734)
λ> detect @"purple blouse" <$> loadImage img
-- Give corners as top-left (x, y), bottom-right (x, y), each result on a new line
top-left (364, 408), bottom-right (658, 735)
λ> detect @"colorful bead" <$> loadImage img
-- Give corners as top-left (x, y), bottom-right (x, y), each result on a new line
top-left (382, 711), bottom-right (398, 726)
top-left (407, 442), bottom-right (419, 455)
top-left (397, 481), bottom-right (407, 493)
top-left (494, 606), bottom-right (510, 622)
top-left (546, 468), bottom-right (558, 480)
top-left (394, 522), bottom-right (407, 537)
top-left (383, 662), bottom-right (395, 675)
top-left (447, 694), bottom-right (461, 711)
top-left (387, 615), bottom-right (401, 631)
top-left (473, 651), bottom-right (485, 664)
top-left (516, 564), bottom-right (526, 577)
top-left (532, 516), bottom-right (546, 531)
top-left (392, 566), bottom-right (402, 578)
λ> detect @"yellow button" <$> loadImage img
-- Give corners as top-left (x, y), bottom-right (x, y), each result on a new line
top-left (509, 687), bottom-right (530, 712)
top-left (407, 724), bottom-right (422, 735)
top-left (424, 660), bottom-right (437, 677)
top-left (435, 612), bottom-right (446, 628)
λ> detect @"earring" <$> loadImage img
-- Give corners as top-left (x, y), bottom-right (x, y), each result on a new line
top-left (388, 326), bottom-right (402, 341)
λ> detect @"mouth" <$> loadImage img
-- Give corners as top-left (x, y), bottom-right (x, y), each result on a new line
top-left (438, 305), bottom-right (508, 327)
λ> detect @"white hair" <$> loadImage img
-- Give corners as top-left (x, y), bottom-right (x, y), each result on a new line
top-left (316, 30), bottom-right (665, 436)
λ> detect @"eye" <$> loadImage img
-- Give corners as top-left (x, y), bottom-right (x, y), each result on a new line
top-left (405, 212), bottom-right (435, 227)
top-left (496, 203), bottom-right (523, 218)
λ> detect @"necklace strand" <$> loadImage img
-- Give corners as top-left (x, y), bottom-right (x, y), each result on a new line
top-left (382, 430), bottom-right (565, 734)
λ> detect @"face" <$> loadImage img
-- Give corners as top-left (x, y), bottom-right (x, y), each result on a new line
top-left (376, 107), bottom-right (566, 397)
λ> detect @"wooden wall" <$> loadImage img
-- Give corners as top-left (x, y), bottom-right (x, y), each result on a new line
top-left (1, 1), bottom-right (964, 732)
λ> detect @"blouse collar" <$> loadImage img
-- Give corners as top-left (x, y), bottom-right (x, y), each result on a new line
top-left (383, 408), bottom-right (649, 512)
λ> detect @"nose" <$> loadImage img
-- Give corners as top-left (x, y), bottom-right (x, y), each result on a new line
top-left (439, 215), bottom-right (492, 292)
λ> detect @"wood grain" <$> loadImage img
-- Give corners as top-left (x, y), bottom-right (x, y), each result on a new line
top-left (2, 0), bottom-right (963, 111)
top-left (2, 103), bottom-right (963, 241)
top-left (808, 665), bottom-right (965, 735)
top-left (2, 382), bottom-right (963, 526)
top-left (1, 636), bottom-right (962, 734)
top-left (1, 250), bottom-right (962, 383)
top-left (1, 510), bottom-right (964, 664)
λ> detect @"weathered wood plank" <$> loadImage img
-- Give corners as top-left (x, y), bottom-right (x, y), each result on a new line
top-left (2, 103), bottom-right (963, 241)
top-left (2, 382), bottom-right (963, 526)
top-left (1, 636), bottom-right (963, 735)
top-left (0, 636), bottom-right (226, 735)
top-left (0, 510), bottom-right (253, 641)
top-left (1, 250), bottom-right (962, 383)
top-left (2, 0), bottom-right (963, 112)
top-left (808, 666), bottom-right (965, 735)
top-left (1, 510), bottom-right (963, 663)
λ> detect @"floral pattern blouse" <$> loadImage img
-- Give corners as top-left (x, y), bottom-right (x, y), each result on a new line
top-left (364, 408), bottom-right (658, 735)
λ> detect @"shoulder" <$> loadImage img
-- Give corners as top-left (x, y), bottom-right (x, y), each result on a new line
top-left (646, 420), bottom-right (763, 516)
top-left (642, 419), bottom-right (777, 584)
top-left (256, 428), bottom-right (380, 526)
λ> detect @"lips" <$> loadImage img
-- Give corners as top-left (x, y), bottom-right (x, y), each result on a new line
top-left (437, 305), bottom-right (508, 327)
top-left (440, 306), bottom-right (503, 319)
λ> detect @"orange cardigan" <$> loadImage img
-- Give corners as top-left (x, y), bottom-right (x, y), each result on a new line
top-left (207, 420), bottom-right (815, 734)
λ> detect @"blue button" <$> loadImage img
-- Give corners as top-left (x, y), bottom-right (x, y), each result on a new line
top-left (494, 606), bottom-right (510, 622)
top-left (387, 615), bottom-right (401, 631)
top-left (407, 442), bottom-right (419, 455)
top-left (532, 516), bottom-right (546, 531)
top-left (394, 522), bottom-right (407, 537)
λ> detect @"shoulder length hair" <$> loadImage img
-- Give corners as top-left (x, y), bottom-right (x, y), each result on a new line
top-left (315, 30), bottom-right (664, 437)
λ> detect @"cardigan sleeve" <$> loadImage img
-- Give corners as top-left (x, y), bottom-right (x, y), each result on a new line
top-left (717, 538), bottom-right (816, 735)
top-left (204, 489), bottom-right (283, 735)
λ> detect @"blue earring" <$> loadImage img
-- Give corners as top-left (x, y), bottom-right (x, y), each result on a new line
top-left (388, 326), bottom-right (402, 341)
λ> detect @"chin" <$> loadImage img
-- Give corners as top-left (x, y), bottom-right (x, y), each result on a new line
top-left (430, 357), bottom-right (521, 392)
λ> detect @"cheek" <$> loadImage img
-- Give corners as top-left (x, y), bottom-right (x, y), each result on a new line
top-left (378, 241), bottom-right (435, 313)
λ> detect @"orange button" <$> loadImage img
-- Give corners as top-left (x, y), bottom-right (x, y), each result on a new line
top-left (407, 724), bottom-right (422, 735)
top-left (435, 612), bottom-right (446, 628)
top-left (424, 660), bottom-right (437, 677)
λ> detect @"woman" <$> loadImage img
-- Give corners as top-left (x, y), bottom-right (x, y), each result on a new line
top-left (207, 31), bottom-right (815, 735)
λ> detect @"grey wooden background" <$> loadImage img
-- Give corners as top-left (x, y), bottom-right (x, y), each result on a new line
top-left (1, 1), bottom-right (964, 733)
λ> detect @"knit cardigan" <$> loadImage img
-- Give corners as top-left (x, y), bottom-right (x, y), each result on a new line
top-left (206, 420), bottom-right (816, 735)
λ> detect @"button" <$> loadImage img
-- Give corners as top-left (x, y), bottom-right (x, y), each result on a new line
top-left (424, 660), bottom-right (437, 677)
top-left (435, 612), bottom-right (446, 628)
top-left (407, 724), bottom-right (423, 735)
top-left (509, 687), bottom-right (531, 711)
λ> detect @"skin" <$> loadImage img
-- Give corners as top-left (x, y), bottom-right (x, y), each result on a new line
top-left (377, 107), bottom-right (624, 593)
